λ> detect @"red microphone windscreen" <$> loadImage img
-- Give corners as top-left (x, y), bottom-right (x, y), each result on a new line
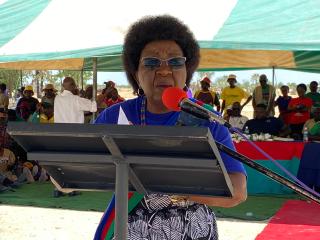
top-left (162, 87), bottom-right (188, 111)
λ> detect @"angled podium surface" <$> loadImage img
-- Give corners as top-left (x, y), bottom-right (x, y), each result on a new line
top-left (7, 122), bottom-right (233, 239)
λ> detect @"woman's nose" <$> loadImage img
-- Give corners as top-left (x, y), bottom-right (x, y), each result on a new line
top-left (156, 64), bottom-right (172, 76)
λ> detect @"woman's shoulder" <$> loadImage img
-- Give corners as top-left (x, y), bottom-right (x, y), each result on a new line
top-left (95, 97), bottom-right (140, 124)
top-left (207, 120), bottom-right (235, 146)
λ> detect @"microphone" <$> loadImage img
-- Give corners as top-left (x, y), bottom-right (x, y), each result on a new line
top-left (189, 98), bottom-right (219, 115)
top-left (162, 87), bottom-right (231, 128)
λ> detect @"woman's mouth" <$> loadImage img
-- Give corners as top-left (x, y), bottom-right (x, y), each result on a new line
top-left (156, 84), bottom-right (173, 88)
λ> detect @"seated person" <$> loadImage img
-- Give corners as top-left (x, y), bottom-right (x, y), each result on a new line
top-left (223, 106), bottom-right (233, 121)
top-left (242, 103), bottom-right (288, 136)
top-left (0, 173), bottom-right (15, 191)
top-left (303, 107), bottom-right (320, 141)
top-left (97, 81), bottom-right (116, 111)
top-left (18, 161), bottom-right (49, 183)
top-left (0, 146), bottom-right (17, 183)
top-left (29, 102), bottom-right (54, 123)
top-left (227, 102), bottom-right (249, 130)
top-left (104, 87), bottom-right (125, 108)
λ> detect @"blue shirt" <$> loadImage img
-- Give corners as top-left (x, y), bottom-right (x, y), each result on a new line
top-left (276, 96), bottom-right (291, 112)
top-left (95, 96), bottom-right (246, 174)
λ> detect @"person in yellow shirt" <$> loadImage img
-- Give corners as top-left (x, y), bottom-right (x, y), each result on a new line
top-left (221, 74), bottom-right (252, 115)
top-left (194, 77), bottom-right (220, 111)
top-left (29, 102), bottom-right (54, 123)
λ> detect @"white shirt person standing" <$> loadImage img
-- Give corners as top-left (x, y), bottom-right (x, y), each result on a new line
top-left (54, 77), bottom-right (97, 123)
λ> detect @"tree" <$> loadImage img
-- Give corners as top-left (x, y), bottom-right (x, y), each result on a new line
top-left (214, 75), bottom-right (229, 91)
top-left (239, 79), bottom-right (254, 94)
top-left (287, 82), bottom-right (297, 95)
top-left (250, 73), bottom-right (260, 86)
top-left (0, 70), bottom-right (33, 97)
top-left (197, 71), bottom-right (215, 80)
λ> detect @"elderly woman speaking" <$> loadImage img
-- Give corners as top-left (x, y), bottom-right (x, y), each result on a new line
top-left (95, 15), bottom-right (247, 240)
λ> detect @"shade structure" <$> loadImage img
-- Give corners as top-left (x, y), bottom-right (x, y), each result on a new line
top-left (0, 0), bottom-right (235, 71)
top-left (1, 0), bottom-right (320, 72)
top-left (208, 0), bottom-right (320, 72)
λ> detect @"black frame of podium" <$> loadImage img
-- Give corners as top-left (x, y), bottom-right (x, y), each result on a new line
top-left (7, 122), bottom-right (233, 239)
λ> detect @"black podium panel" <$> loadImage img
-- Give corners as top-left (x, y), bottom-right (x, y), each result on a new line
top-left (7, 122), bottom-right (233, 197)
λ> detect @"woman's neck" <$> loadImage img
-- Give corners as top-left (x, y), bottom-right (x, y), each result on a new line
top-left (146, 97), bottom-right (169, 114)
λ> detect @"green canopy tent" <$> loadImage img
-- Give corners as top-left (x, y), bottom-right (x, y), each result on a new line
top-left (200, 0), bottom-right (320, 73)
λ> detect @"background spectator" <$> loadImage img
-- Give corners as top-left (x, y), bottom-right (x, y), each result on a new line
top-left (220, 74), bottom-right (252, 115)
top-left (96, 81), bottom-right (116, 111)
top-left (194, 77), bottom-right (220, 111)
top-left (18, 161), bottom-right (49, 183)
top-left (104, 87), bottom-right (125, 107)
top-left (0, 83), bottom-right (9, 112)
top-left (274, 85), bottom-right (291, 125)
top-left (15, 85), bottom-right (39, 121)
top-left (29, 102), bottom-right (54, 123)
top-left (243, 103), bottom-right (287, 136)
top-left (83, 85), bottom-right (94, 123)
top-left (288, 83), bottom-right (312, 140)
top-left (305, 81), bottom-right (320, 117)
top-left (303, 107), bottom-right (320, 140)
top-left (228, 102), bottom-right (249, 130)
top-left (54, 77), bottom-right (97, 123)
top-left (41, 83), bottom-right (57, 106)
top-left (252, 74), bottom-right (276, 117)
top-left (0, 146), bottom-right (17, 183)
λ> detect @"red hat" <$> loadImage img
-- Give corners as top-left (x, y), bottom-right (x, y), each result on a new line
top-left (201, 77), bottom-right (211, 84)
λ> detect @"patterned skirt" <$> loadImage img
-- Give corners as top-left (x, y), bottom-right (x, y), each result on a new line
top-left (112, 194), bottom-right (218, 240)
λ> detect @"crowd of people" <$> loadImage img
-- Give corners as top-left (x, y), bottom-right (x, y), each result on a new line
top-left (1, 71), bottom-right (320, 193)
top-left (194, 74), bottom-right (320, 140)
top-left (0, 78), bottom-right (125, 193)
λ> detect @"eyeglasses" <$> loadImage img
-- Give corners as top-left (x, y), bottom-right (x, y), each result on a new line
top-left (140, 57), bottom-right (186, 70)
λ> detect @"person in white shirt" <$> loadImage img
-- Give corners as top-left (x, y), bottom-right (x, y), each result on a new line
top-left (228, 102), bottom-right (249, 130)
top-left (54, 77), bottom-right (97, 123)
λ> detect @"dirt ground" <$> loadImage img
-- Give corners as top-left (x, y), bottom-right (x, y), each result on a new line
top-left (0, 205), bottom-right (267, 240)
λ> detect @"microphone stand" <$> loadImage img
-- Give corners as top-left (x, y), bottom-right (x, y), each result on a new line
top-left (179, 98), bottom-right (320, 204)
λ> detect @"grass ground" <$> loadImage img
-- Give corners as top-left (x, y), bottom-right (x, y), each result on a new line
top-left (0, 182), bottom-right (302, 221)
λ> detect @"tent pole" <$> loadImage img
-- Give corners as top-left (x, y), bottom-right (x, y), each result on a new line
top-left (92, 57), bottom-right (97, 121)
top-left (81, 70), bottom-right (84, 90)
top-left (20, 70), bottom-right (23, 87)
top-left (272, 66), bottom-right (275, 86)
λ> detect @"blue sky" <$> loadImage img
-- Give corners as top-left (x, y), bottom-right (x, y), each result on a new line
top-left (96, 69), bottom-right (320, 86)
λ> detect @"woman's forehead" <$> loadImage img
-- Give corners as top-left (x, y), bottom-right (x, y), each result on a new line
top-left (141, 40), bottom-right (183, 56)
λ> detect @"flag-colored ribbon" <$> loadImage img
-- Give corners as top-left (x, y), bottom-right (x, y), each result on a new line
top-left (94, 192), bottom-right (144, 240)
